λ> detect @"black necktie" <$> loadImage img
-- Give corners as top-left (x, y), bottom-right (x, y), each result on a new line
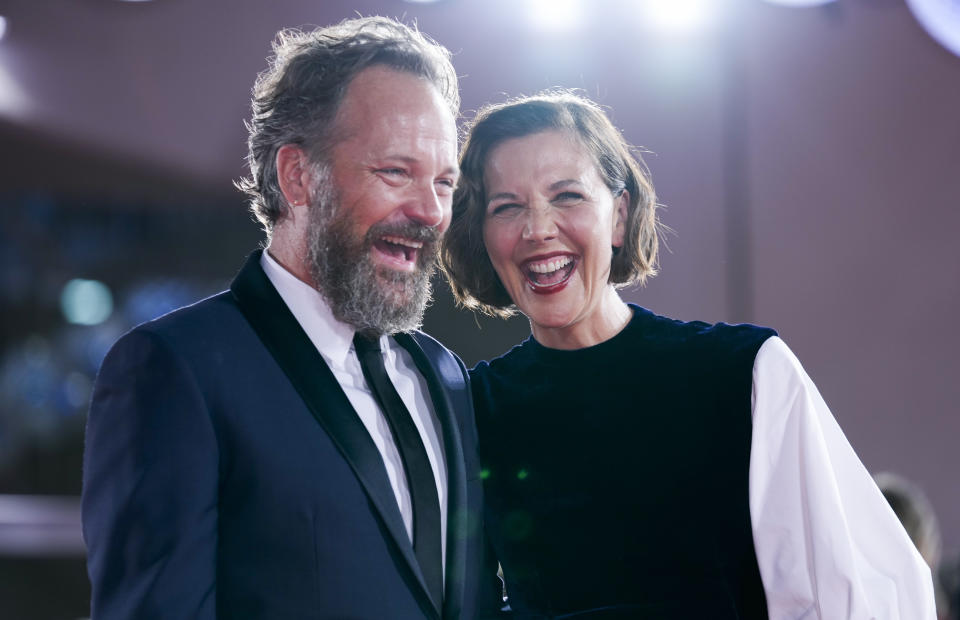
top-left (352, 333), bottom-right (443, 608)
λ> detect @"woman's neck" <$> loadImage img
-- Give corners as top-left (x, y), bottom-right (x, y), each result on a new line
top-left (531, 288), bottom-right (632, 350)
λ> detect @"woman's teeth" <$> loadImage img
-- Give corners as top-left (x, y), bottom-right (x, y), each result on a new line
top-left (525, 256), bottom-right (575, 288)
top-left (528, 256), bottom-right (572, 274)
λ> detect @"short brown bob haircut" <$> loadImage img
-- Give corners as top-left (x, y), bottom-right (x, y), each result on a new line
top-left (441, 91), bottom-right (660, 317)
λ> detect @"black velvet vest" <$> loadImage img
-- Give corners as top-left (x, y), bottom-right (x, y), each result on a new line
top-left (471, 305), bottom-right (776, 619)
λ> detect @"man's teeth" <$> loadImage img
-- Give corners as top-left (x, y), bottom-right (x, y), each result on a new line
top-left (381, 235), bottom-right (423, 249)
top-left (528, 256), bottom-right (572, 274)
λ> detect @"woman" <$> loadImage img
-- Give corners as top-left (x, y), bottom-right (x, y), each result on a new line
top-left (441, 92), bottom-right (934, 618)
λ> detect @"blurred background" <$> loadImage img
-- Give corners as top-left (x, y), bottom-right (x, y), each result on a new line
top-left (0, 0), bottom-right (957, 617)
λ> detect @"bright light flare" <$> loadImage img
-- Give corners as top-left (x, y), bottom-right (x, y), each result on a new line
top-left (906, 0), bottom-right (960, 59)
top-left (761, 0), bottom-right (836, 5)
top-left (640, 0), bottom-right (716, 36)
top-left (528, 0), bottom-right (581, 33)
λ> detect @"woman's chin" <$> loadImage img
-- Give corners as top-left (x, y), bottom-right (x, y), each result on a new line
top-left (524, 305), bottom-right (581, 338)
top-left (515, 280), bottom-right (579, 324)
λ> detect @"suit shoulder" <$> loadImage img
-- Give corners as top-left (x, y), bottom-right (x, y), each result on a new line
top-left (105, 290), bottom-right (241, 364)
top-left (122, 290), bottom-right (245, 343)
top-left (134, 290), bottom-right (235, 334)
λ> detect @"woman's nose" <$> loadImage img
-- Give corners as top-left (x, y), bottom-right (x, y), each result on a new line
top-left (521, 205), bottom-right (558, 242)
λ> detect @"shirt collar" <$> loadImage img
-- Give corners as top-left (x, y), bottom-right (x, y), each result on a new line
top-left (260, 249), bottom-right (360, 369)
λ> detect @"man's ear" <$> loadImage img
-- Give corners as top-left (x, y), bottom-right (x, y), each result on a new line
top-left (612, 190), bottom-right (629, 249)
top-left (276, 144), bottom-right (312, 209)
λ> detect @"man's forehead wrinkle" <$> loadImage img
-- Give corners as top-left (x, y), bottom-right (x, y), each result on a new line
top-left (322, 66), bottom-right (457, 176)
top-left (331, 101), bottom-right (450, 147)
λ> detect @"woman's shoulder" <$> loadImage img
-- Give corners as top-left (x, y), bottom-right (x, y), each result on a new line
top-left (631, 304), bottom-right (777, 355)
top-left (468, 341), bottom-right (539, 423)
top-left (469, 337), bottom-right (537, 383)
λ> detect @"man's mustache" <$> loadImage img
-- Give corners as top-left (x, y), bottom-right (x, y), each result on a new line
top-left (366, 221), bottom-right (441, 247)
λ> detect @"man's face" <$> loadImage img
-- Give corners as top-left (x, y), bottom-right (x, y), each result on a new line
top-left (306, 66), bottom-right (459, 335)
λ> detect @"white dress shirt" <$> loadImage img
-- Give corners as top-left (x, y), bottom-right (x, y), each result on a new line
top-left (750, 336), bottom-right (936, 619)
top-left (260, 251), bottom-right (448, 569)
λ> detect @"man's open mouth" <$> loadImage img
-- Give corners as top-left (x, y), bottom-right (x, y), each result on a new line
top-left (523, 254), bottom-right (577, 293)
top-left (373, 234), bottom-right (424, 267)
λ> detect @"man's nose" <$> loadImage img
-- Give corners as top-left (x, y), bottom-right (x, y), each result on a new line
top-left (521, 203), bottom-right (558, 242)
top-left (404, 182), bottom-right (447, 228)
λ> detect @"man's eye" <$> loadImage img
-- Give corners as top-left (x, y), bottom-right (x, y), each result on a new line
top-left (436, 178), bottom-right (457, 190)
top-left (554, 191), bottom-right (583, 202)
top-left (378, 168), bottom-right (406, 176)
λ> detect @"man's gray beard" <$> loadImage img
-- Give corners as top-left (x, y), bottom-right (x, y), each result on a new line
top-left (305, 179), bottom-right (439, 337)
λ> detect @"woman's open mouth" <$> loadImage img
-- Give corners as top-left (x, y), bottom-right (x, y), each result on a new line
top-left (523, 254), bottom-right (577, 294)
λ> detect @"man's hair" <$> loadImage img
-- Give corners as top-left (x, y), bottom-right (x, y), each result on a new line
top-left (441, 91), bottom-right (660, 317)
top-left (237, 16), bottom-right (459, 237)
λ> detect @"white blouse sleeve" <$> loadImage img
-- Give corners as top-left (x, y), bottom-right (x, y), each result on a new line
top-left (749, 336), bottom-right (936, 619)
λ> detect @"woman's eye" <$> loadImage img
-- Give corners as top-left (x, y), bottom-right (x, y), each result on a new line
top-left (490, 203), bottom-right (520, 216)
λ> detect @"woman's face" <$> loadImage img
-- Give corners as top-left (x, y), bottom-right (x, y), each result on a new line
top-left (482, 130), bottom-right (627, 345)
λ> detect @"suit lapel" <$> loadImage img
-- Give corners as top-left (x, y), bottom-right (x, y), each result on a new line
top-left (395, 332), bottom-right (469, 620)
top-left (229, 252), bottom-right (440, 618)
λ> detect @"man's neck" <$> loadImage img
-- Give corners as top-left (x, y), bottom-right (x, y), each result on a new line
top-left (264, 243), bottom-right (313, 288)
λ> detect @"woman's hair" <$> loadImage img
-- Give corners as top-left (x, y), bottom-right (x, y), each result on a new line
top-left (441, 90), bottom-right (660, 317)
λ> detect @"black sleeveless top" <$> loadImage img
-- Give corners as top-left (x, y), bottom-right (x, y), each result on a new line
top-left (470, 305), bottom-right (776, 619)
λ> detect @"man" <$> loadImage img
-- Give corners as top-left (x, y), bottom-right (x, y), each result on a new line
top-left (83, 17), bottom-right (493, 619)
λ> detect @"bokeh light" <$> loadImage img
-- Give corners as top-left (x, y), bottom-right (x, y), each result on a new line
top-left (640, 0), bottom-right (717, 36)
top-left (62, 371), bottom-right (92, 410)
top-left (906, 0), bottom-right (960, 59)
top-left (60, 279), bottom-right (113, 326)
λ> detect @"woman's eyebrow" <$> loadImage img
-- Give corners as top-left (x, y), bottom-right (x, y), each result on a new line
top-left (487, 191), bottom-right (520, 203)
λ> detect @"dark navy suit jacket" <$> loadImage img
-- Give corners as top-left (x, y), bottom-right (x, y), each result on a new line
top-left (82, 251), bottom-right (495, 619)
